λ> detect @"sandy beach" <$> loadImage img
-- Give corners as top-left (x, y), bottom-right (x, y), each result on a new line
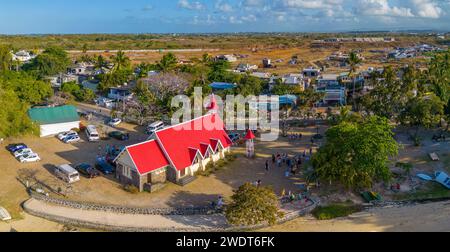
top-left (262, 200), bottom-right (450, 232)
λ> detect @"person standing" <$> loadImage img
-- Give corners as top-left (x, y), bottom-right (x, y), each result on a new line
top-left (272, 154), bottom-right (276, 163)
top-left (265, 160), bottom-right (269, 172)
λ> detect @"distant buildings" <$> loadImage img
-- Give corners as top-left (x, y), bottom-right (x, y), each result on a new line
top-left (388, 44), bottom-right (443, 60)
top-left (236, 63), bottom-right (258, 72)
top-left (215, 54), bottom-right (237, 62)
top-left (11, 50), bottom-right (35, 62)
top-left (302, 67), bottom-right (321, 78)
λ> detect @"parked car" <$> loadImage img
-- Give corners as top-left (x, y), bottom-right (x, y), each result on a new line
top-left (63, 135), bottom-right (81, 143)
top-left (18, 153), bottom-right (41, 163)
top-left (108, 131), bottom-right (130, 141)
top-left (7, 143), bottom-right (28, 153)
top-left (146, 121), bottom-right (164, 135)
top-left (74, 163), bottom-right (100, 178)
top-left (54, 164), bottom-right (80, 184)
top-left (108, 118), bottom-right (122, 127)
top-left (95, 158), bottom-right (115, 175)
top-left (86, 125), bottom-right (100, 142)
top-left (13, 148), bottom-right (34, 158)
top-left (58, 131), bottom-right (77, 141)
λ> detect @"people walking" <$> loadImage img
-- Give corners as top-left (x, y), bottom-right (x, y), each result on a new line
top-left (265, 160), bottom-right (269, 172)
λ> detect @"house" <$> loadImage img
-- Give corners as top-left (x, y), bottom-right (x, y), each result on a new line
top-left (316, 74), bottom-right (346, 106)
top-left (96, 97), bottom-right (116, 109)
top-left (303, 67), bottom-right (321, 78)
top-left (114, 113), bottom-right (232, 191)
top-left (108, 85), bottom-right (134, 101)
top-left (236, 63), bottom-right (258, 72)
top-left (250, 72), bottom-right (271, 79)
top-left (215, 54), bottom-right (237, 62)
top-left (28, 105), bottom-right (80, 137)
top-left (47, 74), bottom-right (79, 88)
top-left (69, 62), bottom-right (94, 76)
top-left (262, 58), bottom-right (272, 68)
top-left (269, 73), bottom-right (308, 91)
top-left (12, 50), bottom-right (35, 62)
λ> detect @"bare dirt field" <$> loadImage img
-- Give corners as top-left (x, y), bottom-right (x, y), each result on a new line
top-left (70, 40), bottom-right (421, 76)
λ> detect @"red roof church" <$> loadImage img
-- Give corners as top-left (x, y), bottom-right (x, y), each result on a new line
top-left (114, 113), bottom-right (232, 192)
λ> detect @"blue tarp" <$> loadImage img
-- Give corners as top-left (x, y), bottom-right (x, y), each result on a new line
top-left (209, 82), bottom-right (237, 90)
top-left (279, 95), bottom-right (297, 106)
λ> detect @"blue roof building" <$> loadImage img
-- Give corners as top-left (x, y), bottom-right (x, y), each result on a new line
top-left (209, 82), bottom-right (237, 90)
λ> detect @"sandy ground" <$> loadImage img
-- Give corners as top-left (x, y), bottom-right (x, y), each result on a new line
top-left (0, 213), bottom-right (63, 232)
top-left (262, 200), bottom-right (450, 232)
top-left (2, 200), bottom-right (450, 232)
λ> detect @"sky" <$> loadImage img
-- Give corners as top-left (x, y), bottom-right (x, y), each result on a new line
top-left (0, 0), bottom-right (449, 34)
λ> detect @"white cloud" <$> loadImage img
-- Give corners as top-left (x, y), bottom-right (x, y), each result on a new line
top-left (355, 0), bottom-right (414, 17)
top-left (410, 0), bottom-right (442, 19)
top-left (216, 0), bottom-right (234, 12)
top-left (178, 0), bottom-right (205, 10)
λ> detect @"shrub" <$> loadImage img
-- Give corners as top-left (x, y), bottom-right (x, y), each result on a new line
top-left (123, 184), bottom-right (139, 194)
top-left (311, 204), bottom-right (362, 220)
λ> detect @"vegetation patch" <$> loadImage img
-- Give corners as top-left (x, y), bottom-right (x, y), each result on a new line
top-left (312, 203), bottom-right (362, 220)
top-left (393, 183), bottom-right (450, 201)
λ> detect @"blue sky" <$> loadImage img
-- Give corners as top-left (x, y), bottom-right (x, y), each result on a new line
top-left (0, 0), bottom-right (449, 34)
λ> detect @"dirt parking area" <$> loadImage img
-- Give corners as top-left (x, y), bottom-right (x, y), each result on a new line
top-left (0, 120), bottom-right (326, 220)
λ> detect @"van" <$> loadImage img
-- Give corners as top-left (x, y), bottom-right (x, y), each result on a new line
top-left (146, 121), bottom-right (164, 135)
top-left (54, 164), bottom-right (80, 184)
top-left (86, 125), bottom-right (100, 142)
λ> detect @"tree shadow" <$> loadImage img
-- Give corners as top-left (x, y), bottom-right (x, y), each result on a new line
top-left (164, 191), bottom-right (228, 229)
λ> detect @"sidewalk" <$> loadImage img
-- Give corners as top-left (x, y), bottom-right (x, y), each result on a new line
top-left (23, 198), bottom-right (229, 232)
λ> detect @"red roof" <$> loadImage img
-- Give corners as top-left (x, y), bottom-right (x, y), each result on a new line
top-left (244, 129), bottom-right (256, 140)
top-left (126, 140), bottom-right (170, 175)
top-left (156, 113), bottom-right (232, 171)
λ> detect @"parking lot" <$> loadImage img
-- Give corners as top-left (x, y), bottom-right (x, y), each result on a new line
top-left (1, 114), bottom-right (328, 218)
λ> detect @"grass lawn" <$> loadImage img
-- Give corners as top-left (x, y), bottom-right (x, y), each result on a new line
top-left (393, 183), bottom-right (450, 201)
top-left (311, 203), bottom-right (362, 220)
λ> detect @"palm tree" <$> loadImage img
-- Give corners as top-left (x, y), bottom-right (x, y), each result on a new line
top-left (110, 51), bottom-right (130, 72)
top-left (94, 55), bottom-right (107, 70)
top-left (348, 51), bottom-right (362, 110)
top-left (157, 52), bottom-right (178, 72)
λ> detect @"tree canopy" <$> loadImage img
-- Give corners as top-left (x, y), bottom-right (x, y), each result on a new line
top-left (23, 46), bottom-right (70, 78)
top-left (312, 116), bottom-right (399, 189)
top-left (225, 183), bottom-right (283, 226)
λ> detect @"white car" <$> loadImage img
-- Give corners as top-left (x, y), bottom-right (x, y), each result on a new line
top-left (64, 135), bottom-right (81, 143)
top-left (108, 118), bottom-right (122, 127)
top-left (13, 148), bottom-right (34, 158)
top-left (19, 153), bottom-right (41, 163)
top-left (58, 131), bottom-right (77, 141)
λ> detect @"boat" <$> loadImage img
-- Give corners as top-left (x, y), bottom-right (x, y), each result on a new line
top-left (0, 207), bottom-right (12, 221)
top-left (416, 173), bottom-right (434, 181)
top-left (435, 171), bottom-right (450, 189)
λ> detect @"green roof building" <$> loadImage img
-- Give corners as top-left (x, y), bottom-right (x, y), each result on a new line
top-left (28, 105), bottom-right (80, 137)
